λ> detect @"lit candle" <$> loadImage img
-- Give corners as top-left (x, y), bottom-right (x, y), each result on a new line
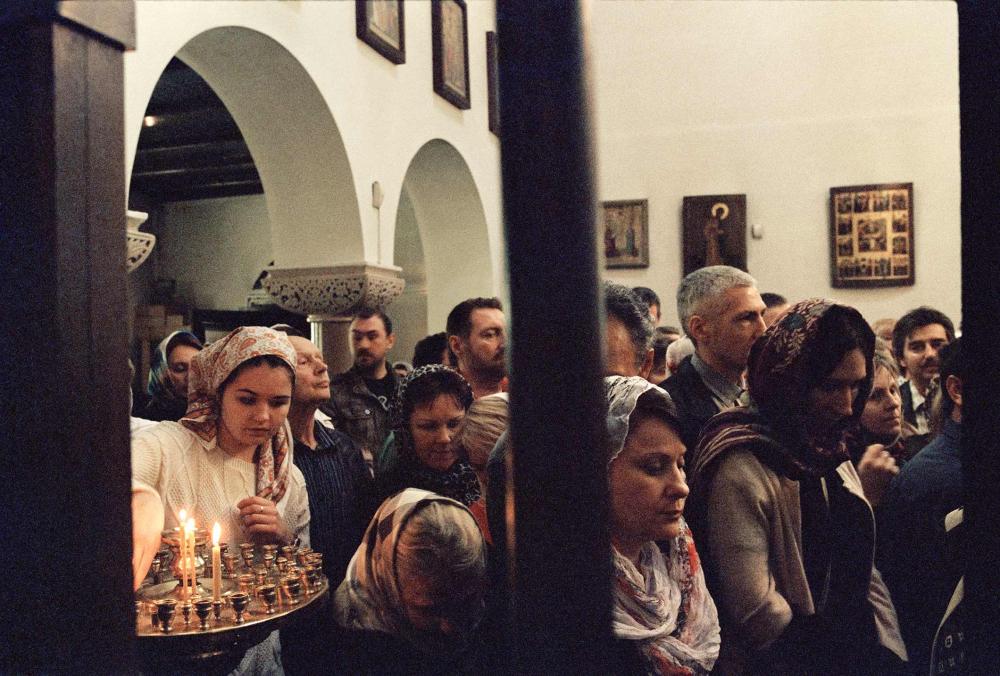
top-left (211, 523), bottom-right (222, 602)
top-left (178, 509), bottom-right (188, 599)
top-left (186, 518), bottom-right (196, 596)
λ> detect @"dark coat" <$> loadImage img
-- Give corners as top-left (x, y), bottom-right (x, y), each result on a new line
top-left (661, 355), bottom-right (722, 457)
top-left (320, 366), bottom-right (399, 457)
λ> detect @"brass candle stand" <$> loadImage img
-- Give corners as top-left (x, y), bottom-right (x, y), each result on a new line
top-left (136, 539), bottom-right (329, 664)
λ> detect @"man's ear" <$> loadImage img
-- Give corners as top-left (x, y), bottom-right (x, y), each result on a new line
top-left (448, 334), bottom-right (462, 361)
top-left (640, 348), bottom-right (654, 381)
top-left (945, 374), bottom-right (963, 409)
top-left (386, 333), bottom-right (396, 351)
top-left (687, 315), bottom-right (709, 344)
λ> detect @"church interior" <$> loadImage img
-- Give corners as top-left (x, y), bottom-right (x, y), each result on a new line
top-left (3, 0), bottom-right (999, 672)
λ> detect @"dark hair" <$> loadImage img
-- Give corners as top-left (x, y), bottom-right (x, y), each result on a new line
top-left (632, 286), bottom-right (661, 313)
top-left (446, 297), bottom-right (503, 339)
top-left (353, 308), bottom-right (393, 336)
top-left (605, 282), bottom-right (653, 369)
top-left (892, 306), bottom-right (955, 364)
top-left (630, 388), bottom-right (684, 442)
top-left (166, 331), bottom-right (203, 355)
top-left (760, 292), bottom-right (788, 308)
top-left (413, 332), bottom-right (449, 368)
top-left (269, 323), bottom-right (306, 338)
top-left (401, 369), bottom-right (474, 422)
top-left (802, 309), bottom-right (874, 399)
top-left (218, 354), bottom-right (295, 397)
top-left (938, 338), bottom-right (964, 418)
top-left (659, 325), bottom-right (681, 336)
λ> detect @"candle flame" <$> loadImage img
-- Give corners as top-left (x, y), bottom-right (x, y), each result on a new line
top-left (179, 509), bottom-right (186, 524)
top-left (212, 522), bottom-right (221, 546)
top-left (186, 517), bottom-right (195, 533)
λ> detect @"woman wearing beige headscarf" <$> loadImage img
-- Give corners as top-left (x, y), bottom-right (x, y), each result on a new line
top-left (131, 326), bottom-right (310, 674)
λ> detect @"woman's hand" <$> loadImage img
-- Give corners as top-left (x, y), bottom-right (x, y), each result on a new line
top-left (237, 496), bottom-right (293, 545)
top-left (132, 488), bottom-right (165, 590)
top-left (857, 444), bottom-right (899, 508)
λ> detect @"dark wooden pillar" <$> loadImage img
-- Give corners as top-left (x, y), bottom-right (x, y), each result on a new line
top-left (498, 2), bottom-right (613, 673)
top-left (0, 2), bottom-right (135, 671)
top-left (958, 1), bottom-right (1000, 671)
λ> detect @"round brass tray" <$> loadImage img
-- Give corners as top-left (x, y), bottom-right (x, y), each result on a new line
top-left (135, 575), bottom-right (330, 666)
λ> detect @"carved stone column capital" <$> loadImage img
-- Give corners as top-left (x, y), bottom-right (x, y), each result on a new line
top-left (261, 263), bottom-right (405, 317)
top-left (126, 210), bottom-right (155, 273)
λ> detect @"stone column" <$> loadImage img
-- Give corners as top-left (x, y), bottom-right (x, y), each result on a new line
top-left (262, 264), bottom-right (405, 370)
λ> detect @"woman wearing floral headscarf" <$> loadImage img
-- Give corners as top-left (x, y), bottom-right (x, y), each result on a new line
top-left (604, 376), bottom-right (720, 675)
top-left (375, 365), bottom-right (481, 507)
top-left (139, 330), bottom-right (203, 421)
top-left (686, 300), bottom-right (907, 674)
top-left (130, 326), bottom-right (310, 673)
top-left (334, 488), bottom-right (487, 674)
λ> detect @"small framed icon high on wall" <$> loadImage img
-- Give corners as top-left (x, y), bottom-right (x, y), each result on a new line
top-left (830, 183), bottom-right (914, 288)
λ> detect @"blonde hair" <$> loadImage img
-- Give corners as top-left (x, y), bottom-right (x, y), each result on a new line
top-left (453, 395), bottom-right (509, 471)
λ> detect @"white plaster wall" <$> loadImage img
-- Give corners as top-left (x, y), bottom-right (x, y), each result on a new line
top-left (591, 0), bottom-right (961, 329)
top-left (158, 196), bottom-right (273, 310)
top-left (124, 0), bottom-right (503, 285)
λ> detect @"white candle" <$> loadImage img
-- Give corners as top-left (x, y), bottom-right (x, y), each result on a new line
top-left (178, 509), bottom-right (188, 599)
top-left (186, 518), bottom-right (196, 596)
top-left (211, 523), bottom-right (222, 602)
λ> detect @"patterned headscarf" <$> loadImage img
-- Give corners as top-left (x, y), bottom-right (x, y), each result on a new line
top-left (334, 488), bottom-right (485, 649)
top-left (604, 376), bottom-right (720, 675)
top-left (692, 299), bottom-right (875, 484)
top-left (146, 330), bottom-right (202, 405)
top-left (388, 365), bottom-right (480, 505)
top-left (180, 326), bottom-right (297, 504)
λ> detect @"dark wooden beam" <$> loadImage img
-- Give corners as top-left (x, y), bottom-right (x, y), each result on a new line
top-left (0, 2), bottom-right (135, 672)
top-left (133, 139), bottom-right (255, 173)
top-left (958, 1), bottom-right (1000, 671)
top-left (498, 2), bottom-right (613, 673)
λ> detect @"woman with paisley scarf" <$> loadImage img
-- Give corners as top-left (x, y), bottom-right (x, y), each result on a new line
top-left (375, 365), bottom-right (481, 508)
top-left (131, 326), bottom-right (310, 674)
top-left (139, 330), bottom-right (203, 421)
top-left (604, 376), bottom-right (720, 675)
top-left (686, 300), bottom-right (907, 674)
top-left (334, 488), bottom-right (487, 674)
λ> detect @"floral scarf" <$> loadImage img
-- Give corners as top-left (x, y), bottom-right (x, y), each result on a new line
top-left (145, 330), bottom-right (202, 416)
top-left (388, 365), bottom-right (481, 506)
top-left (334, 488), bottom-right (482, 643)
top-left (691, 299), bottom-right (875, 485)
top-left (180, 326), bottom-right (297, 504)
top-left (605, 376), bottom-right (721, 675)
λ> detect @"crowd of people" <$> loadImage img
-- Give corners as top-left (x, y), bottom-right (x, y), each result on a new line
top-left (129, 266), bottom-right (964, 675)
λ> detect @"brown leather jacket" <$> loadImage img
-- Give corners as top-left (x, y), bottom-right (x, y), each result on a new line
top-left (319, 366), bottom-right (399, 460)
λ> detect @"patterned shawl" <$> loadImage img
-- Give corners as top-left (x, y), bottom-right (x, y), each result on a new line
top-left (691, 299), bottom-right (875, 485)
top-left (145, 330), bottom-right (202, 413)
top-left (180, 326), bottom-right (297, 504)
top-left (334, 488), bottom-right (483, 645)
top-left (388, 365), bottom-right (481, 506)
top-left (605, 376), bottom-right (721, 675)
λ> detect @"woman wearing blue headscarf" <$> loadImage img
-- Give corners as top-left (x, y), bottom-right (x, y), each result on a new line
top-left (140, 330), bottom-right (203, 421)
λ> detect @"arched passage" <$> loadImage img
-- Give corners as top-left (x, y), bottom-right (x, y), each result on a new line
top-left (391, 139), bottom-right (495, 361)
top-left (170, 26), bottom-right (363, 266)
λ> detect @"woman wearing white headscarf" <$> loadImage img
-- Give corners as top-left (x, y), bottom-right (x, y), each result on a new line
top-left (604, 375), bottom-right (720, 675)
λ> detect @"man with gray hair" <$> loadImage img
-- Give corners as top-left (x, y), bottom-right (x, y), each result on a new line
top-left (662, 265), bottom-right (766, 454)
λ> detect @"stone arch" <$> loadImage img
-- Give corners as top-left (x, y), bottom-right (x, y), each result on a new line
top-left (391, 139), bottom-right (495, 361)
top-left (167, 26), bottom-right (363, 266)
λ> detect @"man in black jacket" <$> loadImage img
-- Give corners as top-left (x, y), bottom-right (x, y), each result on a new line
top-left (662, 266), bottom-right (766, 459)
top-left (892, 306), bottom-right (955, 437)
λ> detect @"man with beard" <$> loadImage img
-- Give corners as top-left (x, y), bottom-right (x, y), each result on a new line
top-left (276, 328), bottom-right (375, 674)
top-left (446, 297), bottom-right (507, 399)
top-left (321, 308), bottom-right (399, 471)
top-left (892, 306), bottom-right (955, 437)
top-left (663, 265), bottom-right (767, 460)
